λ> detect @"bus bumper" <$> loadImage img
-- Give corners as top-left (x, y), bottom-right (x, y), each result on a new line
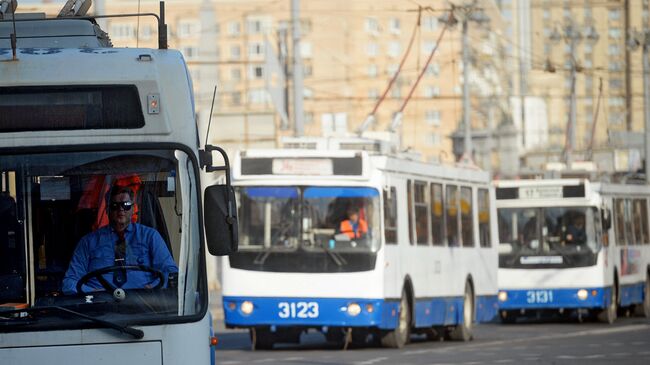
top-left (497, 287), bottom-right (610, 310)
top-left (223, 296), bottom-right (399, 329)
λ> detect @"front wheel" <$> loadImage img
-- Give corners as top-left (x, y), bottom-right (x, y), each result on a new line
top-left (448, 282), bottom-right (474, 341)
top-left (380, 291), bottom-right (411, 348)
top-left (597, 284), bottom-right (618, 324)
top-left (250, 328), bottom-right (275, 350)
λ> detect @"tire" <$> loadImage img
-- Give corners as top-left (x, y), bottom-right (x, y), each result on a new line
top-left (250, 328), bottom-right (275, 350)
top-left (380, 291), bottom-right (411, 348)
top-left (597, 283), bottom-right (618, 324)
top-left (499, 310), bottom-right (517, 324)
top-left (449, 282), bottom-right (474, 341)
top-left (634, 275), bottom-right (650, 318)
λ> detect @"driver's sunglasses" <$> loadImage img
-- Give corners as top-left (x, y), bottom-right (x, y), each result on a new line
top-left (109, 201), bottom-right (134, 211)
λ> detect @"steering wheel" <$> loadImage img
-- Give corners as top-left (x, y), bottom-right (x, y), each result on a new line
top-left (76, 265), bottom-right (165, 295)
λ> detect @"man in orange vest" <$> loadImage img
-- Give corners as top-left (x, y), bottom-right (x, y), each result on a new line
top-left (339, 206), bottom-right (368, 239)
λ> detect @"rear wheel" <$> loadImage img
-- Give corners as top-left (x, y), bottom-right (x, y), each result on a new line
top-left (448, 282), bottom-right (474, 341)
top-left (634, 275), bottom-right (650, 317)
top-left (380, 291), bottom-right (411, 348)
top-left (597, 283), bottom-right (618, 324)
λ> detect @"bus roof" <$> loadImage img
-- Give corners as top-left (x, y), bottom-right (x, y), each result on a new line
top-left (0, 47), bottom-right (197, 149)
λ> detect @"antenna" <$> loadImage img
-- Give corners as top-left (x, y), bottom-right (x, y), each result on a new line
top-left (204, 86), bottom-right (217, 147)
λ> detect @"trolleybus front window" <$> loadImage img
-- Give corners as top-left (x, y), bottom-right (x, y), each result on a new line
top-left (0, 149), bottom-right (203, 333)
top-left (498, 207), bottom-right (599, 268)
top-left (232, 186), bottom-right (380, 273)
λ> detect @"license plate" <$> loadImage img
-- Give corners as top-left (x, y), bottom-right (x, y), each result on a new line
top-left (277, 301), bottom-right (319, 319)
top-left (526, 290), bottom-right (554, 304)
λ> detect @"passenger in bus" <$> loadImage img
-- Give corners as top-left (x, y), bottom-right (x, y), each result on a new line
top-left (62, 186), bottom-right (178, 295)
top-left (339, 206), bottom-right (368, 240)
top-left (565, 214), bottom-right (586, 244)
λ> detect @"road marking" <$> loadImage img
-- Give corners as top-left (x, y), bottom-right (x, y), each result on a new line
top-left (354, 357), bottom-right (389, 365)
top-left (631, 341), bottom-right (646, 345)
top-left (493, 360), bottom-right (514, 363)
top-left (584, 354), bottom-right (605, 359)
top-left (403, 324), bottom-right (650, 356)
top-left (556, 355), bottom-right (577, 359)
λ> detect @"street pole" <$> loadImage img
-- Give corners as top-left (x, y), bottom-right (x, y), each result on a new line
top-left (643, 32), bottom-right (650, 183)
top-left (291, 0), bottom-right (305, 137)
top-left (461, 17), bottom-right (472, 163)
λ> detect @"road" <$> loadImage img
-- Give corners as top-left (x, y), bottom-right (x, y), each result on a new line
top-left (212, 316), bottom-right (650, 364)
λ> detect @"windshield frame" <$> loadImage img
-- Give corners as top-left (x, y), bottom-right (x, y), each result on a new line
top-left (0, 142), bottom-right (209, 332)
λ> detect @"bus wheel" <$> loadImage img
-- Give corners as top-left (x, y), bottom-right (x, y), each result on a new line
top-left (634, 274), bottom-right (650, 317)
top-left (250, 328), bottom-right (275, 350)
top-left (380, 291), bottom-right (411, 348)
top-left (448, 282), bottom-right (474, 341)
top-left (499, 310), bottom-right (517, 324)
top-left (597, 284), bottom-right (618, 324)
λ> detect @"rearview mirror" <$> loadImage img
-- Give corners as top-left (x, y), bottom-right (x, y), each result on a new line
top-left (204, 185), bottom-right (238, 256)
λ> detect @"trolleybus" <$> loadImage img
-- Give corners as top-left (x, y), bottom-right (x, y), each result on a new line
top-left (222, 137), bottom-right (498, 349)
top-left (0, 2), bottom-right (237, 364)
top-left (495, 178), bottom-right (650, 323)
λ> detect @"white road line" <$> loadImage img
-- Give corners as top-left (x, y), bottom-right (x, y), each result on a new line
top-left (493, 360), bottom-right (514, 363)
top-left (354, 357), bottom-right (389, 365)
top-left (403, 324), bottom-right (650, 356)
top-left (584, 354), bottom-right (605, 359)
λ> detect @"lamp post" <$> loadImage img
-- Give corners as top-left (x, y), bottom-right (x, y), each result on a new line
top-left (440, 5), bottom-right (489, 164)
top-left (549, 24), bottom-right (599, 167)
top-left (628, 29), bottom-right (650, 183)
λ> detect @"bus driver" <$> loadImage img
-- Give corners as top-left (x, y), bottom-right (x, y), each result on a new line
top-left (62, 186), bottom-right (178, 295)
top-left (339, 206), bottom-right (368, 240)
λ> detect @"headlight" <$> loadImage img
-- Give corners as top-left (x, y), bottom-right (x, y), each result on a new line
top-left (347, 303), bottom-right (361, 316)
top-left (577, 289), bottom-right (588, 300)
top-left (498, 291), bottom-right (508, 302)
top-left (240, 301), bottom-right (254, 315)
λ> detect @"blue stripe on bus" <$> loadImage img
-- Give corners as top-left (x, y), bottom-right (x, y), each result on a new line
top-left (498, 287), bottom-right (610, 310)
top-left (303, 187), bottom-right (379, 198)
top-left (620, 282), bottom-right (645, 307)
top-left (242, 187), bottom-right (299, 198)
top-left (223, 296), bottom-right (399, 329)
top-left (413, 295), bottom-right (498, 327)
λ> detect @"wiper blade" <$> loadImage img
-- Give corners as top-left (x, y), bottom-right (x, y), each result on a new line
top-left (3, 306), bottom-right (144, 339)
top-left (305, 244), bottom-right (347, 267)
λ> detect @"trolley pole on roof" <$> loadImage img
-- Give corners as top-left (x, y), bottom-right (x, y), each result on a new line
top-left (291, 0), bottom-right (305, 137)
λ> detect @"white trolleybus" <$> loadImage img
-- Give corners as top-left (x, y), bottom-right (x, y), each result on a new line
top-left (495, 178), bottom-right (650, 323)
top-left (222, 137), bottom-right (499, 349)
top-left (0, 2), bottom-right (238, 364)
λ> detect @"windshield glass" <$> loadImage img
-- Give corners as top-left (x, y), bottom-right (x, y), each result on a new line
top-left (0, 149), bottom-right (203, 332)
top-left (232, 186), bottom-right (380, 273)
top-left (497, 206), bottom-right (599, 268)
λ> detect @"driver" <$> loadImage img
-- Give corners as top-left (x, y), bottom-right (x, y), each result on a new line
top-left (339, 206), bottom-right (368, 240)
top-left (62, 186), bottom-right (178, 295)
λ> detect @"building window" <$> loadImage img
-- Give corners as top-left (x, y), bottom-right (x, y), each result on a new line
top-left (110, 23), bottom-right (136, 39)
top-left (368, 89), bottom-right (379, 100)
top-left (422, 16), bottom-right (438, 31)
top-left (231, 92), bottom-right (241, 106)
top-left (230, 45), bottom-right (241, 60)
top-left (368, 64), bottom-right (378, 77)
top-left (248, 42), bottom-right (265, 58)
top-left (248, 65), bottom-right (264, 79)
top-left (390, 87), bottom-right (401, 99)
top-left (609, 78), bottom-right (623, 90)
top-left (231, 67), bottom-right (241, 81)
top-left (387, 63), bottom-right (399, 77)
top-left (422, 41), bottom-right (437, 54)
top-left (365, 17), bottom-right (379, 34)
top-left (425, 110), bottom-right (441, 126)
top-left (181, 46), bottom-right (199, 60)
top-left (303, 64), bottom-right (313, 77)
top-left (247, 89), bottom-right (269, 104)
top-left (608, 8), bottom-right (621, 21)
top-left (609, 28), bottom-right (622, 39)
top-left (178, 19), bottom-right (200, 38)
top-left (367, 42), bottom-right (379, 57)
top-left (388, 41), bottom-right (401, 58)
top-left (227, 21), bottom-right (240, 36)
top-left (427, 63), bottom-right (440, 76)
top-left (423, 86), bottom-right (440, 98)
top-left (389, 18), bottom-right (401, 34)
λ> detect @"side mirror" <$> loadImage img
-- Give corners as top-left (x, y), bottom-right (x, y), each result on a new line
top-left (204, 185), bottom-right (238, 256)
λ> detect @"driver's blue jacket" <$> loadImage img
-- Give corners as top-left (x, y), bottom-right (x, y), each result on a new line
top-left (62, 223), bottom-right (178, 295)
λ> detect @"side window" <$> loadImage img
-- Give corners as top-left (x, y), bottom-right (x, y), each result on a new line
top-left (614, 198), bottom-right (626, 245)
top-left (633, 199), bottom-right (649, 245)
top-left (383, 187), bottom-right (398, 245)
top-left (478, 188), bottom-right (491, 247)
top-left (431, 183), bottom-right (445, 246)
top-left (414, 181), bottom-right (430, 245)
top-left (445, 185), bottom-right (459, 246)
top-left (460, 186), bottom-right (474, 247)
top-left (625, 199), bottom-right (635, 245)
top-left (407, 180), bottom-right (414, 245)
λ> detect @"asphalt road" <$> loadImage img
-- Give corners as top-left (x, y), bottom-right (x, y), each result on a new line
top-left (212, 315), bottom-right (650, 364)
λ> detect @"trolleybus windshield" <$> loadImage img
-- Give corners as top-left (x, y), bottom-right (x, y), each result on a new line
top-left (231, 186), bottom-right (380, 273)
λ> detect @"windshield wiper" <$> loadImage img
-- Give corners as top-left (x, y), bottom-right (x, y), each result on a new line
top-left (305, 243), bottom-right (347, 267)
top-left (2, 306), bottom-right (143, 339)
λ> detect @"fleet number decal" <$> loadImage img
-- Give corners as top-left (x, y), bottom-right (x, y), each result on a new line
top-left (278, 302), bottom-right (319, 319)
top-left (526, 290), bottom-right (554, 304)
